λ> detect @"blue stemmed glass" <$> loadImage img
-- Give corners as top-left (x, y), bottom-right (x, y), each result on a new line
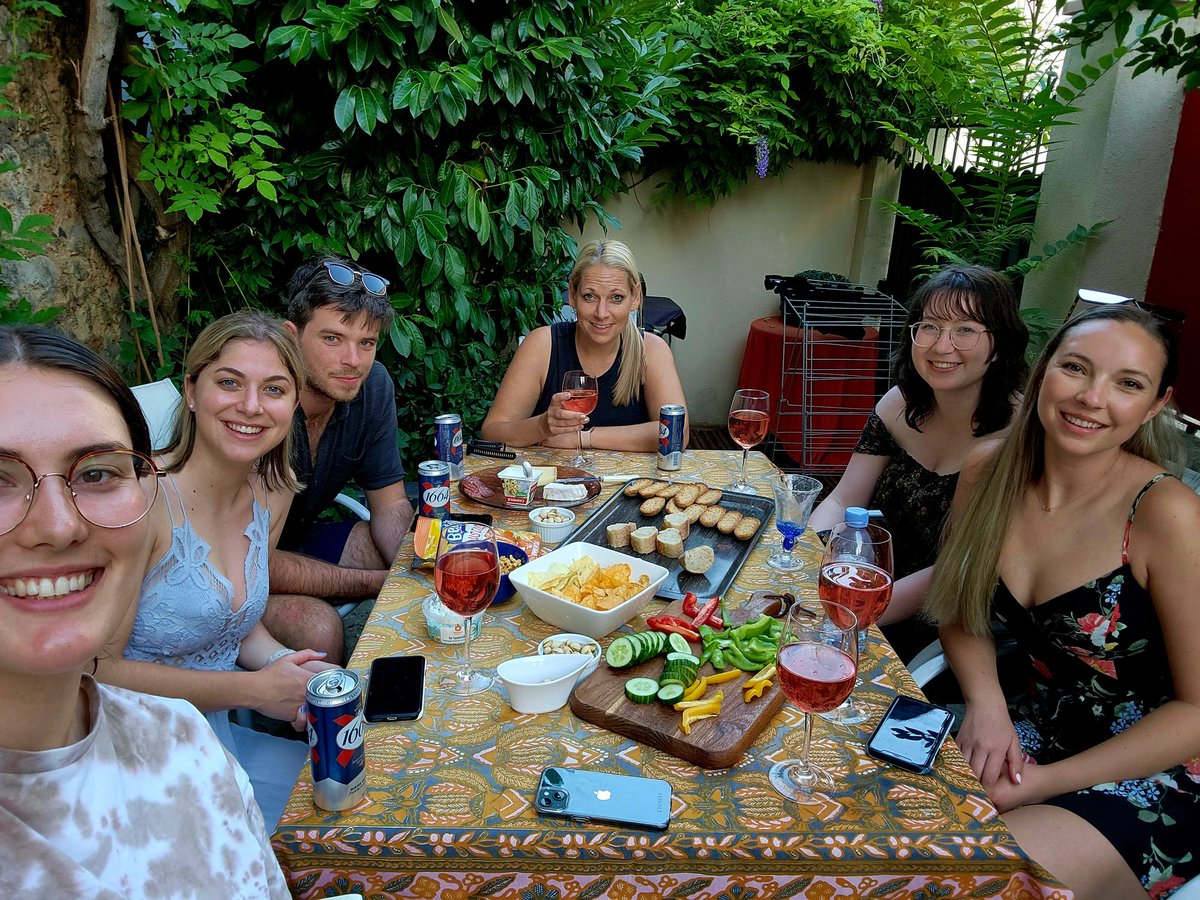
top-left (768, 473), bottom-right (823, 571)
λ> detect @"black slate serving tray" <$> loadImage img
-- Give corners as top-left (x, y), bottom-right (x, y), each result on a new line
top-left (561, 479), bottom-right (775, 602)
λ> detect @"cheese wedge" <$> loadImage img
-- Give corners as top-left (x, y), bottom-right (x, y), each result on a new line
top-left (543, 482), bottom-right (588, 502)
top-left (531, 465), bottom-right (558, 486)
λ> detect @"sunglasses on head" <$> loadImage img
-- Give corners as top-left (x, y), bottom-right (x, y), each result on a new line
top-left (1071, 289), bottom-right (1185, 326)
top-left (323, 260), bottom-right (389, 296)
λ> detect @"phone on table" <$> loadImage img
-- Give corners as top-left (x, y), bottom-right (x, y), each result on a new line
top-left (363, 655), bottom-right (426, 723)
top-left (534, 767), bottom-right (672, 831)
top-left (867, 694), bottom-right (955, 775)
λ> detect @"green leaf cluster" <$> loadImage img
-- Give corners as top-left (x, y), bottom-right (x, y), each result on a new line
top-left (634, 0), bottom-right (954, 203)
top-left (1060, 0), bottom-right (1200, 91)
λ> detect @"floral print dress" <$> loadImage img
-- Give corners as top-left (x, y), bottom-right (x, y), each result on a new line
top-left (992, 474), bottom-right (1199, 898)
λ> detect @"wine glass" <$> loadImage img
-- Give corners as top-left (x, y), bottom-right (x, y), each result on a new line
top-left (817, 521), bottom-right (893, 726)
top-left (727, 388), bottom-right (770, 493)
top-left (768, 473), bottom-right (823, 571)
top-left (434, 524), bottom-right (500, 695)
top-left (561, 370), bottom-right (598, 468)
top-left (769, 600), bottom-right (858, 799)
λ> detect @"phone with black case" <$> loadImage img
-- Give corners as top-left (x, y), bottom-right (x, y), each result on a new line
top-left (867, 694), bottom-right (954, 775)
top-left (534, 767), bottom-right (672, 831)
top-left (363, 655), bottom-right (426, 723)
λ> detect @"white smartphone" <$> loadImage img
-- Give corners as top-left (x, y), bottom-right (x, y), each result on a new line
top-left (534, 767), bottom-right (672, 831)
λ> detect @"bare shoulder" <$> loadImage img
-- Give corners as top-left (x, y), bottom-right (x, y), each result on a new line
top-left (642, 331), bottom-right (674, 361)
top-left (875, 386), bottom-right (905, 423)
top-left (960, 438), bottom-right (1004, 482)
top-left (1132, 467), bottom-right (1200, 531)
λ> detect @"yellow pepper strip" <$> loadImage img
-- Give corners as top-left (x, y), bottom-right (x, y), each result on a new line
top-left (673, 690), bottom-right (725, 711)
top-left (705, 669), bottom-right (742, 685)
top-left (742, 680), bottom-right (770, 702)
top-left (746, 664), bottom-right (776, 686)
top-left (680, 710), bottom-right (718, 734)
top-left (681, 677), bottom-right (708, 702)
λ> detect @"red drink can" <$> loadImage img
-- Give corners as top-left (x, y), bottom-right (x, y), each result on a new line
top-left (657, 404), bottom-right (685, 471)
top-left (418, 460), bottom-right (451, 519)
top-left (433, 413), bottom-right (464, 480)
top-left (306, 669), bottom-right (366, 811)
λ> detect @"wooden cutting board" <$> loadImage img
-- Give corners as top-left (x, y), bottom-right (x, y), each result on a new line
top-left (570, 591), bottom-right (789, 769)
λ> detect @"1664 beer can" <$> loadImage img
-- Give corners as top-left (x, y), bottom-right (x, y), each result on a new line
top-left (418, 460), bottom-right (451, 519)
top-left (306, 669), bottom-right (366, 811)
top-left (433, 413), bottom-right (465, 480)
top-left (657, 404), bottom-right (686, 471)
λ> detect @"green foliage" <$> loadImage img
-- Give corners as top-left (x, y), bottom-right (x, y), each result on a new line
top-left (635, 0), bottom-right (954, 203)
top-left (112, 0), bottom-right (284, 223)
top-left (879, 0), bottom-right (1116, 277)
top-left (1060, 0), bottom-right (1200, 91)
top-left (114, 0), bottom-right (686, 472)
top-left (1019, 304), bottom-right (1063, 364)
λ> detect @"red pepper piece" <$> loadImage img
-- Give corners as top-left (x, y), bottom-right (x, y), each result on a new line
top-left (681, 591), bottom-right (701, 618)
top-left (691, 597), bottom-right (722, 629)
top-left (646, 615), bottom-right (701, 643)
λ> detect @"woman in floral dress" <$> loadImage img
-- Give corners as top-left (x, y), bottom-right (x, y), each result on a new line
top-left (928, 304), bottom-right (1200, 898)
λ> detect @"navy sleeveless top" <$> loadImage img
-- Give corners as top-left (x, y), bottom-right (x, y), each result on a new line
top-left (532, 322), bottom-right (649, 427)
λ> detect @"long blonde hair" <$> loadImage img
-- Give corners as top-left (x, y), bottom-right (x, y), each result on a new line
top-left (165, 311), bottom-right (305, 493)
top-left (926, 304), bottom-right (1184, 636)
top-left (568, 239), bottom-right (645, 407)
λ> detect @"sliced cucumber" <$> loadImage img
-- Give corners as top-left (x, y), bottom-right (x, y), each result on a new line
top-left (667, 632), bottom-right (692, 654)
top-left (657, 683), bottom-right (685, 704)
top-left (666, 652), bottom-right (701, 666)
top-left (625, 677), bottom-right (660, 704)
top-left (605, 637), bottom-right (635, 669)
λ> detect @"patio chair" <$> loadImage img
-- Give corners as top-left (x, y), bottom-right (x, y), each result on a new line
top-left (130, 378), bottom-right (368, 619)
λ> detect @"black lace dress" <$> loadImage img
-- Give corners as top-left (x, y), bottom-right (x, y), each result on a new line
top-left (992, 474), bottom-right (1200, 897)
top-left (854, 412), bottom-right (957, 661)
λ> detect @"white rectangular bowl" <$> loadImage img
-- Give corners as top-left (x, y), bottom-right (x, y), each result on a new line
top-left (508, 542), bottom-right (668, 639)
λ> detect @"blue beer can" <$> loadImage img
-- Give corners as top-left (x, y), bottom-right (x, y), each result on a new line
top-left (657, 404), bottom-right (686, 471)
top-left (418, 460), bottom-right (451, 519)
top-left (306, 668), bottom-right (366, 811)
top-left (434, 413), bottom-right (464, 480)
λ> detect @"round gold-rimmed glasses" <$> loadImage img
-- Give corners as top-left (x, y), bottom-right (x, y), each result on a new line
top-left (909, 321), bottom-right (989, 351)
top-left (0, 449), bottom-right (163, 535)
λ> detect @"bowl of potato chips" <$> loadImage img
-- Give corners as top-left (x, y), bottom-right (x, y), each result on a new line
top-left (508, 542), bottom-right (668, 638)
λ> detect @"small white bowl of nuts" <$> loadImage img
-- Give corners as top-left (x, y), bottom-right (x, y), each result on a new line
top-left (528, 506), bottom-right (576, 544)
top-left (537, 632), bottom-right (602, 681)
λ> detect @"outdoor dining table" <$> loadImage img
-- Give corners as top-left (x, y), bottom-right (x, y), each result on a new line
top-left (271, 448), bottom-right (1071, 900)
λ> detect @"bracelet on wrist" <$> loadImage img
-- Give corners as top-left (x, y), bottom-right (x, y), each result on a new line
top-left (583, 428), bottom-right (593, 450)
top-left (265, 647), bottom-right (296, 666)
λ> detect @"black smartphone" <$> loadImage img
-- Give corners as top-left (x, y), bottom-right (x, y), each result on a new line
top-left (534, 767), bottom-right (672, 831)
top-left (363, 655), bottom-right (426, 723)
top-left (867, 694), bottom-right (954, 775)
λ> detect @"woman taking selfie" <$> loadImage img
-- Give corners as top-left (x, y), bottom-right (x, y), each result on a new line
top-left (0, 326), bottom-right (287, 896)
top-left (929, 305), bottom-right (1200, 898)
top-left (810, 265), bottom-right (1028, 661)
top-left (99, 311), bottom-right (335, 827)
top-left (481, 239), bottom-right (689, 452)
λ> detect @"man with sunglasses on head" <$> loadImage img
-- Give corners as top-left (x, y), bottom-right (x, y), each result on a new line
top-left (262, 256), bottom-right (414, 664)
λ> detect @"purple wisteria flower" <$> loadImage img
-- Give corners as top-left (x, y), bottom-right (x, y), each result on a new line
top-left (872, 0), bottom-right (883, 16)
top-left (755, 135), bottom-right (769, 178)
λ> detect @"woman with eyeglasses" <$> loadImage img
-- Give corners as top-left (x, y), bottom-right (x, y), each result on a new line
top-left (0, 325), bottom-right (288, 896)
top-left (97, 311), bottom-right (336, 827)
top-left (481, 239), bottom-right (689, 452)
top-left (928, 305), bottom-right (1200, 898)
top-left (809, 265), bottom-right (1029, 662)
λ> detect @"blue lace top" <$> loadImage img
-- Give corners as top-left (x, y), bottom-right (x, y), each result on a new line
top-left (126, 474), bottom-right (271, 672)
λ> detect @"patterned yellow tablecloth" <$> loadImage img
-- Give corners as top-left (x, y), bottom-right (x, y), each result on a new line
top-left (273, 450), bottom-right (1070, 900)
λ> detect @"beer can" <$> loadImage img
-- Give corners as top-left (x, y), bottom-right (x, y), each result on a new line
top-left (657, 404), bottom-right (686, 471)
top-left (418, 460), bottom-right (451, 519)
top-left (433, 413), bottom-right (464, 480)
top-left (306, 669), bottom-right (366, 811)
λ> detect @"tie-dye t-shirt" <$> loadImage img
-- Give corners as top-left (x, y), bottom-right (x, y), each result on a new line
top-left (0, 678), bottom-right (289, 899)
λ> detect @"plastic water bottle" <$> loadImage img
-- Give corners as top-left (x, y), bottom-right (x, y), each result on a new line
top-left (839, 506), bottom-right (872, 560)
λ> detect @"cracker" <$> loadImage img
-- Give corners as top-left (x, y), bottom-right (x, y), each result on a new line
top-left (698, 505), bottom-right (724, 528)
top-left (696, 488), bottom-right (723, 506)
top-left (638, 480), bottom-right (668, 498)
top-left (683, 503), bottom-right (706, 525)
top-left (657, 483), bottom-right (683, 499)
top-left (639, 496), bottom-right (667, 516)
top-left (675, 483), bottom-right (704, 508)
top-left (624, 478), bottom-right (651, 497)
top-left (733, 516), bottom-right (760, 540)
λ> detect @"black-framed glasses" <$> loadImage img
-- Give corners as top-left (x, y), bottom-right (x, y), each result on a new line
top-left (0, 450), bottom-right (163, 536)
top-left (323, 260), bottom-right (389, 296)
top-left (910, 321), bottom-right (989, 350)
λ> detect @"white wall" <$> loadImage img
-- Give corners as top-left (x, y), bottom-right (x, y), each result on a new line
top-left (1022, 14), bottom-right (1195, 318)
top-left (568, 159), bottom-right (898, 424)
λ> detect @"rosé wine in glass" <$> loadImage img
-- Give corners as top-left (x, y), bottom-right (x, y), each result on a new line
top-left (769, 601), bottom-right (858, 800)
top-left (728, 409), bottom-right (770, 449)
top-left (818, 562), bottom-right (894, 631)
top-left (434, 526), bottom-right (499, 695)
top-left (561, 390), bottom-right (598, 415)
top-left (727, 389), bottom-right (770, 493)
top-left (562, 370), bottom-right (598, 467)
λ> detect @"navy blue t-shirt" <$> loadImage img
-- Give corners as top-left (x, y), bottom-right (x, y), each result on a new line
top-left (280, 361), bottom-right (405, 549)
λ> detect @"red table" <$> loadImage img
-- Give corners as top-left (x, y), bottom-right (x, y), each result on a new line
top-left (737, 315), bottom-right (880, 471)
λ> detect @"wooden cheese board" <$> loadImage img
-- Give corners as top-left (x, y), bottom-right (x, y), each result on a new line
top-left (570, 591), bottom-right (790, 769)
